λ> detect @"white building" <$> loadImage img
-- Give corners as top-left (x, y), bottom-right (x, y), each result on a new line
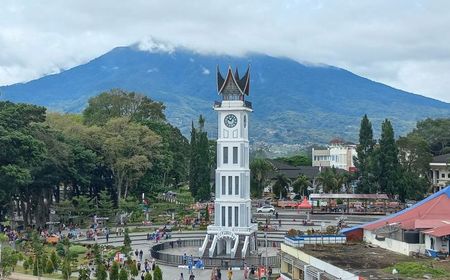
top-left (312, 140), bottom-right (357, 171)
top-left (199, 67), bottom-right (257, 258)
top-left (429, 153), bottom-right (450, 192)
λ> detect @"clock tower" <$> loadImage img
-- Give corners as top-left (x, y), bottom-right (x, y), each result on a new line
top-left (199, 66), bottom-right (257, 259)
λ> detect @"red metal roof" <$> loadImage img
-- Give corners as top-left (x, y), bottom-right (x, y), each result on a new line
top-left (363, 186), bottom-right (450, 231)
top-left (423, 224), bottom-right (450, 237)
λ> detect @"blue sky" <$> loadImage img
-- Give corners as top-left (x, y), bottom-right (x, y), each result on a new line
top-left (1, 0), bottom-right (449, 102)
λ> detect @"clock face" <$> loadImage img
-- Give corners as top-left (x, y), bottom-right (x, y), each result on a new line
top-left (224, 114), bottom-right (238, 128)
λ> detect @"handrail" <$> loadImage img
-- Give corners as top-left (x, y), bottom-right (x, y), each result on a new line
top-left (241, 236), bottom-right (249, 258)
top-left (209, 235), bottom-right (218, 257)
top-left (199, 234), bottom-right (209, 255)
top-left (231, 235), bottom-right (239, 258)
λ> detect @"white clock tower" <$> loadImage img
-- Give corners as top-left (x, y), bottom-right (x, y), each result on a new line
top-left (199, 66), bottom-right (257, 259)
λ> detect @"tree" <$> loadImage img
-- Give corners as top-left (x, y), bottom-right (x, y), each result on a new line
top-left (45, 259), bottom-right (54, 274)
top-left (130, 261), bottom-right (139, 278)
top-left (354, 115), bottom-right (376, 193)
top-left (272, 174), bottom-right (291, 199)
top-left (378, 119), bottom-right (401, 197)
top-left (119, 268), bottom-right (129, 280)
top-left (292, 175), bottom-right (310, 196)
top-left (0, 246), bottom-right (20, 277)
top-left (97, 190), bottom-right (114, 218)
top-left (409, 118), bottom-right (450, 156)
top-left (153, 265), bottom-right (163, 280)
top-left (316, 168), bottom-right (338, 193)
top-left (275, 154), bottom-right (312, 166)
top-left (78, 267), bottom-right (90, 280)
top-left (123, 228), bottom-right (132, 253)
top-left (96, 263), bottom-right (108, 280)
top-left (50, 250), bottom-right (59, 271)
top-left (110, 261), bottom-right (120, 280)
top-left (144, 272), bottom-right (153, 280)
top-left (83, 89), bottom-right (166, 126)
top-left (61, 238), bottom-right (73, 280)
top-left (250, 158), bottom-right (273, 198)
top-left (101, 117), bottom-right (161, 201)
top-left (189, 116), bottom-right (211, 201)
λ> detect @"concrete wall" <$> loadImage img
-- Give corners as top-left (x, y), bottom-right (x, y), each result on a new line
top-left (281, 244), bottom-right (359, 280)
top-left (364, 230), bottom-right (426, 256)
top-left (424, 234), bottom-right (449, 253)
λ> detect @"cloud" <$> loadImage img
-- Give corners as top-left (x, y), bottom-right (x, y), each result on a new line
top-left (0, 0), bottom-right (449, 102)
top-left (202, 67), bottom-right (210, 75)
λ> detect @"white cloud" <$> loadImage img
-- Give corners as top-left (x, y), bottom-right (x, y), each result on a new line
top-left (202, 67), bottom-right (210, 75)
top-left (0, 0), bottom-right (449, 102)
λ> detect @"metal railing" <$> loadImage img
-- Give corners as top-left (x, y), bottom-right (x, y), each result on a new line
top-left (150, 238), bottom-right (280, 268)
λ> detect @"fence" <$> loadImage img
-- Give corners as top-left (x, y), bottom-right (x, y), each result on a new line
top-left (150, 238), bottom-right (280, 268)
top-left (284, 235), bottom-right (346, 247)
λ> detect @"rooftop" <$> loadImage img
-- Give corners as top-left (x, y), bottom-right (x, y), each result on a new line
top-left (299, 243), bottom-right (450, 279)
top-left (432, 153), bottom-right (450, 164)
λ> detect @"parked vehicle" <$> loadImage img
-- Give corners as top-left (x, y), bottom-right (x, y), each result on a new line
top-left (257, 205), bottom-right (275, 213)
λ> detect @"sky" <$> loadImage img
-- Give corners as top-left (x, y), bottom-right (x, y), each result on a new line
top-left (1, 0), bottom-right (449, 102)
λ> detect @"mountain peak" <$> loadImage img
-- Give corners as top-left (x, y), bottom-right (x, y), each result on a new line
top-left (2, 46), bottom-right (450, 145)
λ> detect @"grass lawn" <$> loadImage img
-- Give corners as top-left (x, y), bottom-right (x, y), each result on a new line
top-left (386, 261), bottom-right (450, 278)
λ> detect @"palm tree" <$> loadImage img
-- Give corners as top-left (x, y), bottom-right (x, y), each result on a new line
top-left (316, 168), bottom-right (337, 193)
top-left (272, 173), bottom-right (291, 199)
top-left (292, 174), bottom-right (310, 196)
top-left (250, 158), bottom-right (273, 197)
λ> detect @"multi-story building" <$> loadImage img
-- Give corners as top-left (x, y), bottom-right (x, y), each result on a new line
top-left (312, 139), bottom-right (357, 171)
top-left (429, 153), bottom-right (450, 192)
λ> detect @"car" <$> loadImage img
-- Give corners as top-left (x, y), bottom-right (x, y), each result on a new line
top-left (257, 205), bottom-right (275, 214)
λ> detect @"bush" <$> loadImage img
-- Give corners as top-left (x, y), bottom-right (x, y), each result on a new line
top-left (50, 251), bottom-right (59, 270)
top-left (391, 262), bottom-right (448, 278)
top-left (96, 263), bottom-right (108, 280)
top-left (69, 245), bottom-right (87, 255)
top-left (23, 260), bottom-right (29, 270)
top-left (144, 272), bottom-right (153, 280)
top-left (119, 268), bottom-right (128, 280)
top-left (110, 261), bottom-right (119, 280)
top-left (45, 259), bottom-right (54, 274)
top-left (153, 265), bottom-right (162, 280)
top-left (56, 243), bottom-right (65, 256)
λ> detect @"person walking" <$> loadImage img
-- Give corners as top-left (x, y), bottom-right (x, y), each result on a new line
top-left (243, 264), bottom-right (249, 279)
top-left (227, 268), bottom-right (233, 280)
top-left (189, 273), bottom-right (195, 280)
top-left (139, 249), bottom-right (144, 262)
top-left (179, 272), bottom-right (184, 280)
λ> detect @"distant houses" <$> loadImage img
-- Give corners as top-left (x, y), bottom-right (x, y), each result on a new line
top-left (429, 153), bottom-right (450, 193)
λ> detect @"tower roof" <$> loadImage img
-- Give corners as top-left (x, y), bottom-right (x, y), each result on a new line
top-left (217, 66), bottom-right (250, 96)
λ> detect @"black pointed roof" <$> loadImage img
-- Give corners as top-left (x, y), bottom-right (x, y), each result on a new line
top-left (217, 66), bottom-right (250, 96)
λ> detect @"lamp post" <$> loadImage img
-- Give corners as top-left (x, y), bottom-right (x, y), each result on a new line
top-left (264, 231), bottom-right (268, 280)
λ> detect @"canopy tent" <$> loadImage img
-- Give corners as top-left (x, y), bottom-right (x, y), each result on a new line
top-left (297, 197), bottom-right (312, 209)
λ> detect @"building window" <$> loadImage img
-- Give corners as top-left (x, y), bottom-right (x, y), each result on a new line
top-left (442, 173), bottom-right (445, 178)
top-left (228, 176), bottom-right (233, 195)
top-left (448, 173), bottom-right (450, 178)
top-left (228, 206), bottom-right (232, 227)
top-left (235, 206), bottom-right (239, 227)
top-left (223, 147), bottom-right (228, 164)
top-left (221, 206), bottom-right (225, 226)
top-left (222, 176), bottom-right (226, 195)
top-left (233, 147), bottom-right (238, 164)
top-left (235, 176), bottom-right (239, 195)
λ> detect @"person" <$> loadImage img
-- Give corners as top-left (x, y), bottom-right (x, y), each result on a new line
top-left (140, 272), bottom-right (145, 280)
top-left (275, 211), bottom-right (279, 219)
top-left (189, 273), bottom-right (195, 280)
top-left (135, 249), bottom-right (139, 258)
top-left (179, 272), bottom-right (184, 280)
top-left (217, 269), bottom-right (222, 280)
top-left (137, 262), bottom-right (141, 271)
top-left (116, 227), bottom-right (119, 237)
top-left (279, 219), bottom-right (282, 228)
top-left (183, 253), bottom-right (187, 264)
top-left (243, 264), bottom-right (249, 279)
top-left (105, 229), bottom-right (109, 243)
top-left (139, 249), bottom-right (143, 262)
top-left (250, 265), bottom-right (255, 275)
top-left (268, 266), bottom-right (272, 278)
top-left (227, 268), bottom-right (233, 280)
top-left (210, 267), bottom-right (216, 280)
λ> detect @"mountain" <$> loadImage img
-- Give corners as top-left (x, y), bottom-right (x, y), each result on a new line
top-left (2, 45), bottom-right (450, 146)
